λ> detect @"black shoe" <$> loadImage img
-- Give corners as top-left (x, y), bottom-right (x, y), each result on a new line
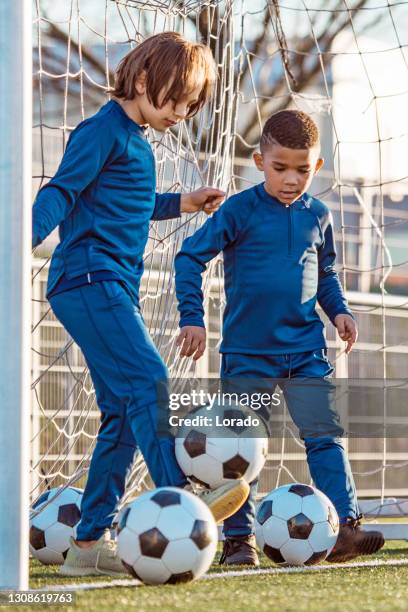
top-left (219, 535), bottom-right (260, 566)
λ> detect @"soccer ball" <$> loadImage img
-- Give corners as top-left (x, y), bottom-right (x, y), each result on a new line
top-left (255, 483), bottom-right (339, 566)
top-left (175, 403), bottom-right (268, 489)
top-left (29, 487), bottom-right (83, 565)
top-left (117, 487), bottom-right (218, 585)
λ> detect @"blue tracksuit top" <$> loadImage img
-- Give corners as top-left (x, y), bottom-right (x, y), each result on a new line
top-left (32, 99), bottom-right (180, 303)
top-left (175, 183), bottom-right (353, 354)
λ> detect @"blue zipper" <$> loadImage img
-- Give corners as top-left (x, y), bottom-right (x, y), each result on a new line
top-left (287, 205), bottom-right (293, 256)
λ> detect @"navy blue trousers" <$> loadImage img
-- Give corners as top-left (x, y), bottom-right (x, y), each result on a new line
top-left (50, 281), bottom-right (187, 540)
top-left (221, 350), bottom-right (359, 537)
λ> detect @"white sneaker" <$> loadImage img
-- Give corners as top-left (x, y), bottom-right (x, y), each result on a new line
top-left (60, 530), bottom-right (127, 577)
top-left (190, 480), bottom-right (250, 524)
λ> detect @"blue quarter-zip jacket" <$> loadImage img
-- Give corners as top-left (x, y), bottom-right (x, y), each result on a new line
top-left (32, 100), bottom-right (180, 303)
top-left (175, 183), bottom-right (353, 354)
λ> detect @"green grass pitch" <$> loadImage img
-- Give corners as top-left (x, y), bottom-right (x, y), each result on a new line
top-left (27, 541), bottom-right (408, 612)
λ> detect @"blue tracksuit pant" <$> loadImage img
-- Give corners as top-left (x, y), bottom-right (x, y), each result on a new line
top-left (49, 280), bottom-right (187, 540)
top-left (221, 350), bottom-right (359, 537)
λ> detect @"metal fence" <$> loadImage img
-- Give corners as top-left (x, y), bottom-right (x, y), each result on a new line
top-left (31, 257), bottom-right (408, 502)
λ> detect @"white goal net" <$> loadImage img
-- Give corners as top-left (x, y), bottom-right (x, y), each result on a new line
top-left (31, 0), bottom-right (408, 522)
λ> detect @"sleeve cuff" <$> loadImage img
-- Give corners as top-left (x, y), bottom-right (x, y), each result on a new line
top-left (179, 317), bottom-right (205, 329)
top-left (329, 308), bottom-right (355, 324)
top-left (167, 193), bottom-right (181, 218)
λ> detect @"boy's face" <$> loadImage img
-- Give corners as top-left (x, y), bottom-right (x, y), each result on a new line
top-left (253, 144), bottom-right (324, 206)
top-left (134, 72), bottom-right (204, 132)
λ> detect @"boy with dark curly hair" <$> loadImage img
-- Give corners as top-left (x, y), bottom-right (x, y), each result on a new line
top-left (175, 109), bottom-right (384, 566)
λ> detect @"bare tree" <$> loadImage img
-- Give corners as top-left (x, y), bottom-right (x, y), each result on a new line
top-left (233, 0), bottom-right (382, 155)
top-left (35, 0), bottom-right (380, 154)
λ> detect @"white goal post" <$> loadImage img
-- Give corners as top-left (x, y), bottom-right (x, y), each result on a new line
top-left (0, 0), bottom-right (32, 590)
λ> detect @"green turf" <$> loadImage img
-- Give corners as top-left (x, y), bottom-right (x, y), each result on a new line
top-left (24, 541), bottom-right (408, 612)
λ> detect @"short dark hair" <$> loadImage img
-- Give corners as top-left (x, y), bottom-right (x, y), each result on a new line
top-left (260, 110), bottom-right (320, 152)
top-left (110, 32), bottom-right (217, 118)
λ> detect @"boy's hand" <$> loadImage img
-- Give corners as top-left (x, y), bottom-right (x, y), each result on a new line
top-left (181, 187), bottom-right (225, 216)
top-left (176, 326), bottom-right (206, 360)
top-left (334, 314), bottom-right (358, 354)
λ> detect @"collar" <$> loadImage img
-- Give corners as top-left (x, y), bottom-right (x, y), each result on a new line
top-left (257, 183), bottom-right (312, 210)
top-left (109, 99), bottom-right (147, 133)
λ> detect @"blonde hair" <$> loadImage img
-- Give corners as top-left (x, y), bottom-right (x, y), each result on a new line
top-left (111, 32), bottom-right (217, 118)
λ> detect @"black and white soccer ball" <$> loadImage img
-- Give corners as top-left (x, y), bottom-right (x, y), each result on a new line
top-left (29, 487), bottom-right (83, 565)
top-left (255, 483), bottom-right (339, 566)
top-left (117, 487), bottom-right (218, 585)
top-left (175, 403), bottom-right (268, 489)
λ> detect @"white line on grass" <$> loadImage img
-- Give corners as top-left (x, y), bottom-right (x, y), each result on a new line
top-left (32, 557), bottom-right (408, 592)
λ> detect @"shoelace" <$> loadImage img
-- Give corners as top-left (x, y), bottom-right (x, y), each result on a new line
top-left (343, 513), bottom-right (363, 530)
top-left (198, 488), bottom-right (211, 499)
top-left (219, 537), bottom-right (257, 565)
top-left (106, 540), bottom-right (118, 557)
top-left (99, 536), bottom-right (118, 557)
top-left (219, 540), bottom-right (233, 565)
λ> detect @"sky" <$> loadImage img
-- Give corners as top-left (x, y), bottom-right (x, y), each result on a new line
top-left (332, 31), bottom-right (408, 193)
